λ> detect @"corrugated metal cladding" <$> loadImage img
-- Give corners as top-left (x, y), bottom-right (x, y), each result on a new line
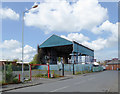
top-left (39, 34), bottom-right (73, 48)
top-left (39, 34), bottom-right (94, 56)
top-left (73, 42), bottom-right (94, 56)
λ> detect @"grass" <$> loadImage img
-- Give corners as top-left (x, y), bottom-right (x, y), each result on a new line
top-left (32, 73), bottom-right (48, 78)
top-left (32, 73), bottom-right (61, 78)
top-left (75, 70), bottom-right (93, 75)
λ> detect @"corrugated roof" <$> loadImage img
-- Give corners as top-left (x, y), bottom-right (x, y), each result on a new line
top-left (39, 34), bottom-right (94, 56)
top-left (39, 34), bottom-right (73, 48)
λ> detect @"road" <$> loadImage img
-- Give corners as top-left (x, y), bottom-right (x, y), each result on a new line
top-left (7, 71), bottom-right (118, 92)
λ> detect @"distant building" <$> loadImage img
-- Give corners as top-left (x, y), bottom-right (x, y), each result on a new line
top-left (105, 58), bottom-right (120, 70)
top-left (0, 60), bottom-right (16, 66)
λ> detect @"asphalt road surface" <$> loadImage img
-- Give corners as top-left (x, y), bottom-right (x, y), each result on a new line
top-left (7, 71), bottom-right (118, 92)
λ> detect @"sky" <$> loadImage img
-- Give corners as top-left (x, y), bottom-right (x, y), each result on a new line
top-left (0, 0), bottom-right (118, 62)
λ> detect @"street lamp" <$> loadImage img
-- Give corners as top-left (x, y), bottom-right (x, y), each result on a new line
top-left (22, 5), bottom-right (38, 82)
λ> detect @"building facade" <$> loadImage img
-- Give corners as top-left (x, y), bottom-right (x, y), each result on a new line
top-left (37, 34), bottom-right (94, 64)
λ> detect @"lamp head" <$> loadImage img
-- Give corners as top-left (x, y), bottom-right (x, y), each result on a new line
top-left (32, 5), bottom-right (38, 8)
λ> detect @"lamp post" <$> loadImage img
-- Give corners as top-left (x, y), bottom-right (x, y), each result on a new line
top-left (22, 5), bottom-right (38, 82)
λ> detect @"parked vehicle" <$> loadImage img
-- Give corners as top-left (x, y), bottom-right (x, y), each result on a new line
top-left (102, 66), bottom-right (106, 71)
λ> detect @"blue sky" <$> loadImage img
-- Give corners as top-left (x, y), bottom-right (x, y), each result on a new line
top-left (1, 0), bottom-right (118, 62)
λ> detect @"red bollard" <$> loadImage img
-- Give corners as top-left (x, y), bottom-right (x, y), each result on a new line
top-left (19, 74), bottom-right (20, 82)
top-left (48, 64), bottom-right (50, 78)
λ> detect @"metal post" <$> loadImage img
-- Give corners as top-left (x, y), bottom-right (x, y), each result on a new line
top-left (73, 63), bottom-right (75, 75)
top-left (80, 54), bottom-right (82, 63)
top-left (85, 56), bottom-right (86, 63)
top-left (21, 5), bottom-right (38, 83)
top-left (3, 62), bottom-right (6, 83)
top-left (29, 64), bottom-right (32, 80)
top-left (62, 63), bottom-right (64, 76)
top-left (22, 12), bottom-right (24, 82)
top-left (76, 53), bottom-right (78, 64)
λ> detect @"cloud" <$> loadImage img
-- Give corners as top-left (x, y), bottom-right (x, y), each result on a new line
top-left (61, 20), bottom-right (118, 51)
top-left (91, 20), bottom-right (118, 47)
top-left (0, 8), bottom-right (19, 20)
top-left (82, 38), bottom-right (107, 50)
top-left (24, 0), bottom-right (108, 34)
top-left (0, 39), bottom-right (20, 49)
top-left (61, 33), bottom-right (107, 50)
top-left (15, 45), bottom-right (36, 54)
top-left (0, 39), bottom-right (36, 62)
top-left (61, 33), bottom-right (89, 43)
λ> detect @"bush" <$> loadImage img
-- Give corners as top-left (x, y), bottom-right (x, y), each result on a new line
top-left (13, 78), bottom-right (19, 84)
top-left (33, 73), bottom-right (46, 77)
top-left (76, 71), bottom-right (82, 75)
top-left (5, 64), bottom-right (17, 83)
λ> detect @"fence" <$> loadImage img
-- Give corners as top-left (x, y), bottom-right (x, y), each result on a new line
top-left (37, 64), bottom-right (63, 77)
top-left (2, 63), bottom-right (103, 83)
top-left (30, 64), bottom-right (50, 80)
top-left (2, 64), bottom-right (30, 84)
top-left (37, 63), bottom-right (93, 76)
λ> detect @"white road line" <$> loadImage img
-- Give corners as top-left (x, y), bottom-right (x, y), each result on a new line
top-left (50, 86), bottom-right (69, 92)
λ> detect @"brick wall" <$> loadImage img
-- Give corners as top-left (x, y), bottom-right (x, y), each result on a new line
top-left (106, 64), bottom-right (120, 70)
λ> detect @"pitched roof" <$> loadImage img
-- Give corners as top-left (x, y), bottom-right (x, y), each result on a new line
top-left (39, 34), bottom-right (73, 48)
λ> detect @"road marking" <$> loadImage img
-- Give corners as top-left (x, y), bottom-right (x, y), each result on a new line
top-left (50, 86), bottom-right (69, 92)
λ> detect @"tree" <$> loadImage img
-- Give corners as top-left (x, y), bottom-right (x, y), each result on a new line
top-left (13, 59), bottom-right (19, 62)
top-left (30, 54), bottom-right (39, 64)
top-left (30, 48), bottom-right (46, 64)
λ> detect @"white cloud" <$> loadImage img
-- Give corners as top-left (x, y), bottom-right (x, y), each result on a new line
top-left (0, 39), bottom-right (36, 62)
top-left (61, 20), bottom-right (118, 51)
top-left (82, 38), bottom-right (107, 50)
top-left (61, 33), bottom-right (107, 50)
top-left (15, 45), bottom-right (36, 54)
top-left (24, 0), bottom-right (108, 34)
top-left (0, 39), bottom-right (20, 49)
top-left (0, 8), bottom-right (19, 20)
top-left (61, 33), bottom-right (89, 43)
top-left (92, 20), bottom-right (118, 47)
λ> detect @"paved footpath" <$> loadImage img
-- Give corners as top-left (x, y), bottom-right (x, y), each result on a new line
top-left (3, 71), bottom-right (119, 92)
top-left (2, 75), bottom-right (73, 92)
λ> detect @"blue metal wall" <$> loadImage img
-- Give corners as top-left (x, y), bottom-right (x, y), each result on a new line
top-left (73, 42), bottom-right (94, 56)
top-left (37, 64), bottom-right (93, 72)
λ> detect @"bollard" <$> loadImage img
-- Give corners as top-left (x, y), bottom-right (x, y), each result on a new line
top-left (19, 74), bottom-right (20, 82)
top-left (73, 64), bottom-right (75, 75)
top-left (62, 63), bottom-right (64, 76)
top-left (48, 64), bottom-right (50, 78)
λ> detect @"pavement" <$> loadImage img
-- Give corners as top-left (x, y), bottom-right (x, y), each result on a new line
top-left (2, 71), bottom-right (119, 92)
top-left (1, 75), bottom-right (73, 92)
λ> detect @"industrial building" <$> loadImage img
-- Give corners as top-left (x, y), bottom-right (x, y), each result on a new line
top-left (106, 58), bottom-right (120, 70)
top-left (37, 34), bottom-right (94, 64)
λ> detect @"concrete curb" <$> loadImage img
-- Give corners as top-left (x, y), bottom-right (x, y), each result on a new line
top-left (2, 76), bottom-right (73, 92)
top-left (2, 83), bottom-right (43, 92)
top-left (58, 77), bottom-right (73, 81)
